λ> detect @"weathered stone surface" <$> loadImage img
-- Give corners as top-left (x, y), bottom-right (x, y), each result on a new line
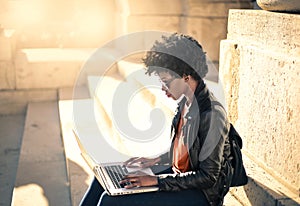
top-left (127, 16), bottom-right (180, 33)
top-left (227, 10), bottom-right (300, 56)
top-left (219, 40), bottom-right (240, 124)
top-left (257, 0), bottom-right (300, 12)
top-left (0, 61), bottom-right (15, 89)
top-left (0, 89), bottom-right (57, 115)
top-left (117, 0), bottom-right (182, 15)
top-left (220, 10), bottom-right (300, 199)
top-left (0, 29), bottom-right (15, 61)
top-left (235, 46), bottom-right (299, 192)
top-left (186, 17), bottom-right (227, 62)
top-left (230, 154), bottom-right (300, 206)
top-left (186, 1), bottom-right (253, 17)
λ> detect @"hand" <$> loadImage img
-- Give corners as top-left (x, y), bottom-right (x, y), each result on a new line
top-left (124, 157), bottom-right (161, 169)
top-left (120, 172), bottom-right (158, 189)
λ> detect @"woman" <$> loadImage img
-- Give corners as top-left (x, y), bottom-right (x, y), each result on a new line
top-left (80, 33), bottom-right (232, 206)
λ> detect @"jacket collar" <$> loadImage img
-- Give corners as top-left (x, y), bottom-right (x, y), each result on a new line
top-left (172, 79), bottom-right (211, 128)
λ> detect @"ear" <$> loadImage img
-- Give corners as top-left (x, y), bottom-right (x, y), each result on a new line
top-left (183, 74), bottom-right (190, 82)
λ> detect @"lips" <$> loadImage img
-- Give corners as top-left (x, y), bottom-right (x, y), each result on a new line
top-left (166, 92), bottom-right (173, 98)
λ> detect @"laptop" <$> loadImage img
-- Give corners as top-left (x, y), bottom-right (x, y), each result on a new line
top-left (72, 129), bottom-right (159, 196)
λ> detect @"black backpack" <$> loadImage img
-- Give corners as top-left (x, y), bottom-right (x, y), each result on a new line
top-left (210, 101), bottom-right (248, 187)
top-left (228, 124), bottom-right (248, 187)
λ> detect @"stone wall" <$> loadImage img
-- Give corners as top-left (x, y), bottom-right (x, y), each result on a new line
top-left (115, 0), bottom-right (253, 65)
top-left (0, 0), bottom-right (253, 115)
top-left (220, 9), bottom-right (300, 194)
top-left (0, 0), bottom-right (116, 48)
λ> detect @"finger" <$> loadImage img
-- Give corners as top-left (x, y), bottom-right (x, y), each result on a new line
top-left (124, 157), bottom-right (139, 166)
top-left (123, 172), bottom-right (141, 178)
top-left (127, 157), bottom-right (143, 165)
top-left (126, 158), bottom-right (146, 168)
top-left (124, 182), bottom-right (140, 189)
top-left (120, 177), bottom-right (139, 186)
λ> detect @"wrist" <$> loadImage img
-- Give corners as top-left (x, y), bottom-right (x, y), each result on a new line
top-left (155, 156), bottom-right (161, 164)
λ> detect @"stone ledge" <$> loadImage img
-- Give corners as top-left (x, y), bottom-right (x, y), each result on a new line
top-left (58, 99), bottom-right (94, 206)
top-left (227, 9), bottom-right (300, 56)
top-left (0, 89), bottom-right (57, 115)
top-left (14, 48), bottom-right (95, 89)
top-left (14, 48), bottom-right (121, 89)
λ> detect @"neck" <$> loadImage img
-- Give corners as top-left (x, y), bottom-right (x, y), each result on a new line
top-left (185, 79), bottom-right (198, 105)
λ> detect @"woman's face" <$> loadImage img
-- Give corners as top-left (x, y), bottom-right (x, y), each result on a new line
top-left (157, 72), bottom-right (186, 100)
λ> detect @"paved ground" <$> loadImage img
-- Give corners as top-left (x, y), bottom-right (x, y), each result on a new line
top-left (0, 115), bottom-right (25, 206)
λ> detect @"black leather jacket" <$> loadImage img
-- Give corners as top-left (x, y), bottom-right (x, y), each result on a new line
top-left (157, 81), bottom-right (232, 206)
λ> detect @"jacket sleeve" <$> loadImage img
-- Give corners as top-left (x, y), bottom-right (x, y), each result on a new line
top-left (157, 107), bottom-right (229, 191)
top-left (158, 152), bottom-right (171, 165)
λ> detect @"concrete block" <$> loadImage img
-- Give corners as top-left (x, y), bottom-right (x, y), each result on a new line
top-left (15, 48), bottom-right (95, 89)
top-left (0, 61), bottom-right (15, 89)
top-left (221, 42), bottom-right (300, 195)
top-left (127, 16), bottom-right (180, 33)
top-left (186, 17), bottom-right (227, 62)
top-left (12, 102), bottom-right (71, 206)
top-left (257, 0), bottom-right (300, 12)
top-left (227, 10), bottom-right (300, 56)
top-left (0, 89), bottom-right (57, 115)
top-left (236, 46), bottom-right (299, 192)
top-left (212, 7), bottom-right (300, 205)
top-left (186, 1), bottom-right (253, 17)
top-left (120, 0), bottom-right (182, 15)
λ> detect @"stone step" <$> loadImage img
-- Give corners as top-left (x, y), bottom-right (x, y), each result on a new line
top-left (0, 115), bottom-right (25, 206)
top-left (58, 98), bottom-right (94, 206)
top-left (11, 102), bottom-right (71, 206)
top-left (14, 48), bottom-right (93, 89)
top-left (13, 47), bottom-right (120, 89)
top-left (232, 151), bottom-right (300, 206)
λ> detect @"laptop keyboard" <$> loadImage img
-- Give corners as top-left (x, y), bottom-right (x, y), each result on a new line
top-left (104, 165), bottom-right (132, 189)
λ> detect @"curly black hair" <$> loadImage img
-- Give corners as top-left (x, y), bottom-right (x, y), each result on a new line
top-left (142, 33), bottom-right (208, 80)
